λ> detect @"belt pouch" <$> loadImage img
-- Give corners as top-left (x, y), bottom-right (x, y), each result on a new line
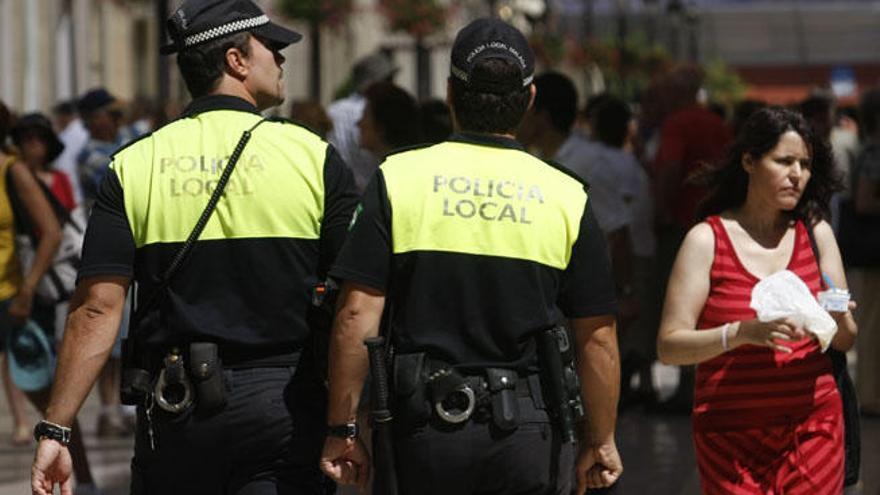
top-left (486, 368), bottom-right (519, 431)
top-left (121, 367), bottom-right (153, 406)
top-left (189, 342), bottom-right (227, 415)
top-left (393, 353), bottom-right (429, 427)
top-left (120, 314), bottom-right (156, 406)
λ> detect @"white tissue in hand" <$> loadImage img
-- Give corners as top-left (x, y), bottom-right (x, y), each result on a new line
top-left (749, 270), bottom-right (837, 351)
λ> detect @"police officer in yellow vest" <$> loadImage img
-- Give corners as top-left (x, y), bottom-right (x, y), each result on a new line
top-left (320, 18), bottom-right (623, 495)
top-left (31, 1), bottom-right (357, 494)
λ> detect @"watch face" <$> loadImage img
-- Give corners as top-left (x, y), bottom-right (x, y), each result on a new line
top-left (329, 423), bottom-right (358, 438)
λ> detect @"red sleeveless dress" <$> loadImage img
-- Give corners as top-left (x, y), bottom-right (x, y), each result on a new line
top-left (693, 216), bottom-right (843, 495)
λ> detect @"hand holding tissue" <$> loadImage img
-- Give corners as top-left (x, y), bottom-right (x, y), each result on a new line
top-left (749, 270), bottom-right (838, 352)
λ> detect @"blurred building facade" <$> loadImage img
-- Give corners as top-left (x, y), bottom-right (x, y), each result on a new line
top-left (0, 0), bottom-right (161, 111)
top-left (564, 0), bottom-right (880, 104)
top-left (2, 0), bottom-right (880, 114)
top-left (0, 0), bottom-right (469, 113)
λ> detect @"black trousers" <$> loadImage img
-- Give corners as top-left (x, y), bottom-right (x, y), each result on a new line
top-left (131, 365), bottom-right (332, 495)
top-left (392, 396), bottom-right (574, 495)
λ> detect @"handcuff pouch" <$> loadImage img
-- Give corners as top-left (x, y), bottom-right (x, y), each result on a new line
top-left (189, 342), bottom-right (226, 415)
top-left (486, 368), bottom-right (519, 431)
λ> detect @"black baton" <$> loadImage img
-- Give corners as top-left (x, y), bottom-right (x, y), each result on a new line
top-left (365, 337), bottom-right (399, 495)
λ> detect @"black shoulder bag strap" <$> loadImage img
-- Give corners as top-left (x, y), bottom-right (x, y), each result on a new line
top-left (806, 220), bottom-right (861, 487)
top-left (130, 117), bottom-right (269, 326)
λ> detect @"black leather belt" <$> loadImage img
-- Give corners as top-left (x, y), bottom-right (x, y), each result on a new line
top-left (146, 345), bottom-right (302, 371)
top-left (221, 347), bottom-right (302, 369)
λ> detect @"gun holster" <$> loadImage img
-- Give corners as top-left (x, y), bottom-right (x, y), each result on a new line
top-left (189, 342), bottom-right (226, 415)
top-left (486, 368), bottom-right (519, 431)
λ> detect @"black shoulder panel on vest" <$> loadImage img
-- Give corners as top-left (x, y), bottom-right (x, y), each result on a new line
top-left (385, 141), bottom-right (435, 158)
top-left (542, 158), bottom-right (591, 192)
top-left (110, 113), bottom-right (194, 160)
top-left (265, 115), bottom-right (330, 140)
top-left (110, 131), bottom-right (154, 160)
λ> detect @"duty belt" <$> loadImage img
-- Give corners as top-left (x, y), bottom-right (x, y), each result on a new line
top-left (426, 365), bottom-right (542, 431)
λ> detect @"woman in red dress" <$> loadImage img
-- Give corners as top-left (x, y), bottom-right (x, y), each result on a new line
top-left (657, 107), bottom-right (857, 494)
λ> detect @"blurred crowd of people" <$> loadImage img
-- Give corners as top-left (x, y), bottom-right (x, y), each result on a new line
top-left (1, 87), bottom-right (167, 495)
top-left (284, 56), bottom-right (879, 492)
top-left (2, 49), bottom-right (880, 492)
top-left (285, 58), bottom-right (862, 423)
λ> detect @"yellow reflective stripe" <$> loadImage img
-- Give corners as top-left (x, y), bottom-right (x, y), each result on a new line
top-left (113, 112), bottom-right (326, 248)
top-left (382, 142), bottom-right (587, 270)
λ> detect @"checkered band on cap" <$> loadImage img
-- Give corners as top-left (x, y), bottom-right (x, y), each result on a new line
top-left (183, 14), bottom-right (269, 48)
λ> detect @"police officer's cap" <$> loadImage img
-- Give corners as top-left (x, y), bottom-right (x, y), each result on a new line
top-left (160, 0), bottom-right (302, 55)
top-left (450, 17), bottom-right (535, 94)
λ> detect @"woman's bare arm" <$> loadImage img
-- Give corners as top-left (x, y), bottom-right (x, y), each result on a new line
top-left (812, 220), bottom-right (857, 351)
top-left (656, 222), bottom-right (804, 365)
top-left (656, 223), bottom-right (720, 365)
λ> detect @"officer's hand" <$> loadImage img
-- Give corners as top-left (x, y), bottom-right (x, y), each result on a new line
top-left (575, 440), bottom-right (623, 493)
top-left (31, 438), bottom-right (74, 495)
top-left (319, 436), bottom-right (371, 493)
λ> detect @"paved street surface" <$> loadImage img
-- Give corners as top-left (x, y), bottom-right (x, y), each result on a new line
top-left (1, 364), bottom-right (877, 494)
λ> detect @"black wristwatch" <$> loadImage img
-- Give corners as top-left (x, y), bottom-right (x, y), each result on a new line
top-left (34, 420), bottom-right (72, 446)
top-left (327, 422), bottom-right (359, 439)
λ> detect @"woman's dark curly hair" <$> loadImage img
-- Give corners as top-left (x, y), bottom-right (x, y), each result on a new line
top-left (695, 106), bottom-right (842, 225)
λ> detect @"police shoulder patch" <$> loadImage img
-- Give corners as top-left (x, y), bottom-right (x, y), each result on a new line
top-left (348, 203), bottom-right (363, 231)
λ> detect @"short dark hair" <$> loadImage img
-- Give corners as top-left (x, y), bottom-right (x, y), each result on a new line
top-left (860, 87), bottom-right (880, 136)
top-left (799, 94), bottom-right (833, 121)
top-left (419, 99), bottom-right (452, 145)
top-left (593, 96), bottom-right (631, 149)
top-left (449, 58), bottom-right (531, 135)
top-left (583, 93), bottom-right (613, 123)
top-left (177, 32), bottom-right (251, 98)
top-left (533, 71), bottom-right (577, 134)
top-left (52, 100), bottom-right (77, 117)
top-left (363, 82), bottom-right (421, 150)
top-left (696, 106), bottom-right (841, 224)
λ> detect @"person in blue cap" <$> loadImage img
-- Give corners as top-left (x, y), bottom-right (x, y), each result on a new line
top-left (31, 1), bottom-right (357, 494)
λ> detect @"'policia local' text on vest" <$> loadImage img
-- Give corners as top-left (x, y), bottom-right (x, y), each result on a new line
top-left (370, 139), bottom-right (595, 368)
top-left (110, 109), bottom-right (336, 348)
top-left (382, 141), bottom-right (587, 269)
